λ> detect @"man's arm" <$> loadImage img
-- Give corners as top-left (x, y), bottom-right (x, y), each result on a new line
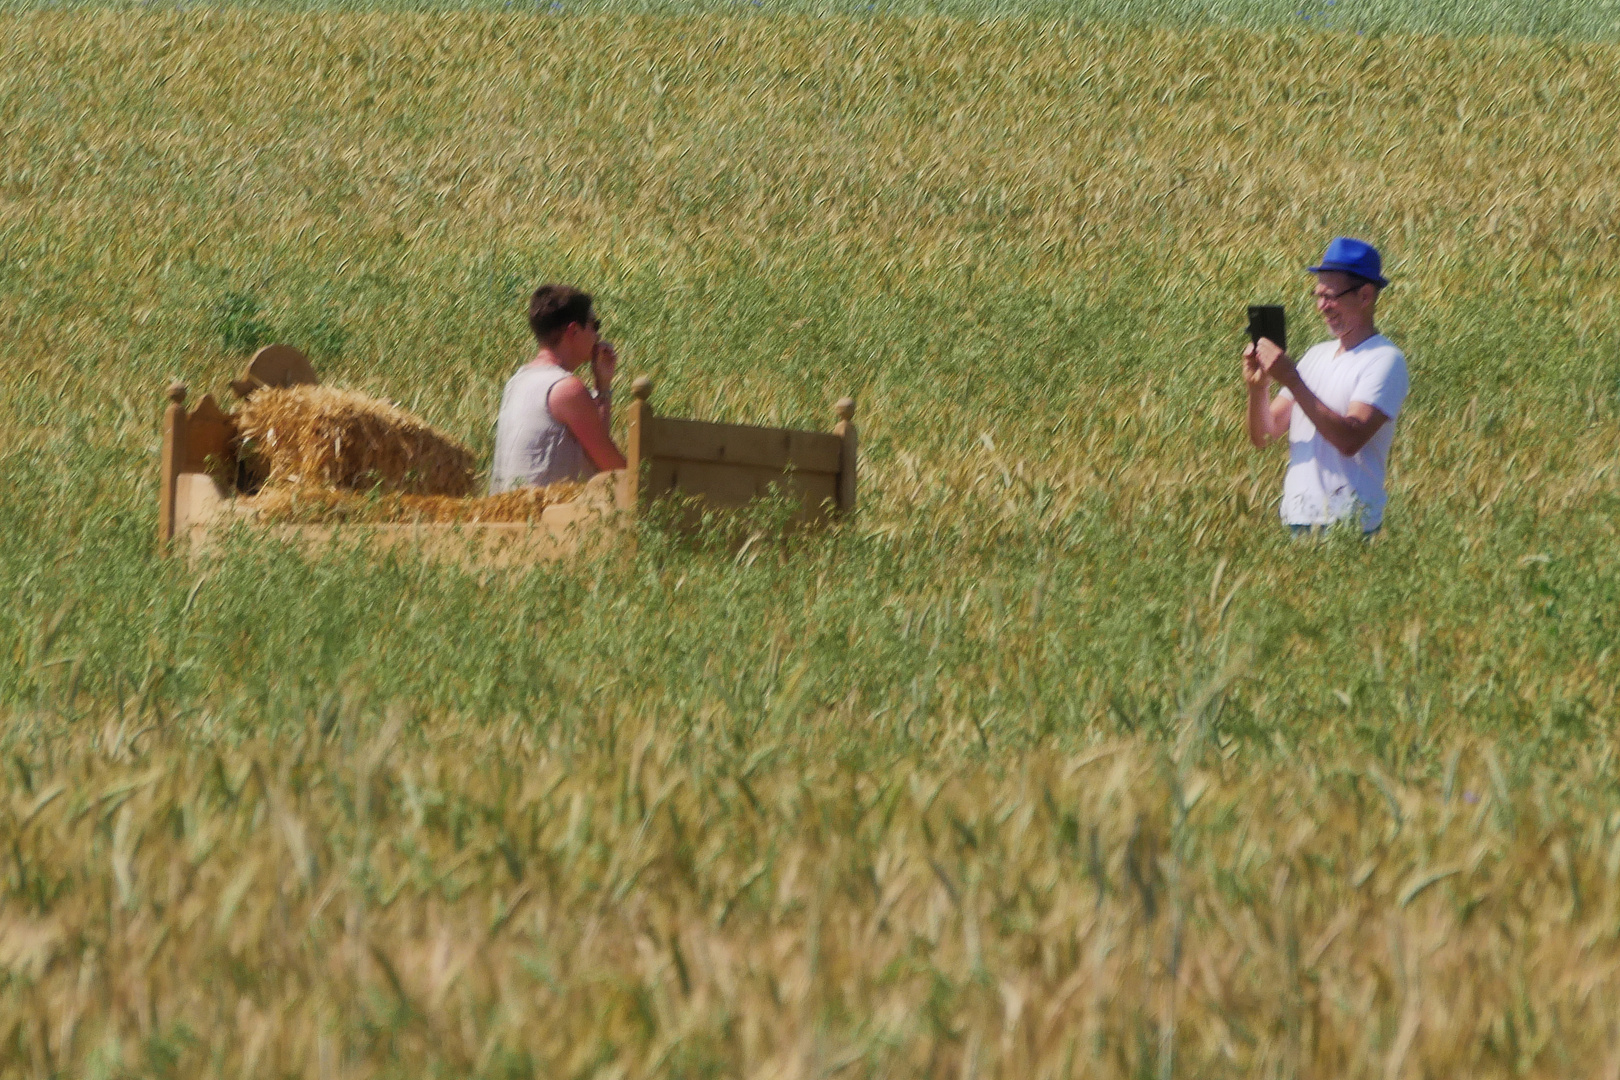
top-left (548, 376), bottom-right (628, 471)
top-left (1256, 339), bottom-right (1389, 457)
top-left (1244, 341), bottom-right (1293, 447)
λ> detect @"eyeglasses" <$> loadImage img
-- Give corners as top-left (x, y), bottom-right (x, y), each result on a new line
top-left (1312, 283), bottom-right (1365, 304)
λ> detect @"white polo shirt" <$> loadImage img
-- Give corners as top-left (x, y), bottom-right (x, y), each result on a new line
top-left (1277, 333), bottom-right (1409, 531)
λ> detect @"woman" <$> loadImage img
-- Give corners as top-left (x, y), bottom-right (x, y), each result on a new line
top-left (489, 284), bottom-right (628, 493)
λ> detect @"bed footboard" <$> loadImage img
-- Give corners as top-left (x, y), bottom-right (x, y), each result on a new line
top-left (621, 377), bottom-right (856, 523)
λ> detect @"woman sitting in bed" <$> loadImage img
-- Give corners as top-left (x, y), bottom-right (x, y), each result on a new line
top-left (489, 284), bottom-right (628, 493)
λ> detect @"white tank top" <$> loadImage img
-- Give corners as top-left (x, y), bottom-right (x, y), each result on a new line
top-left (488, 364), bottom-right (596, 493)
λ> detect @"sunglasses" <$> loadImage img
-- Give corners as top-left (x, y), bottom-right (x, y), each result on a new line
top-left (1312, 283), bottom-right (1365, 304)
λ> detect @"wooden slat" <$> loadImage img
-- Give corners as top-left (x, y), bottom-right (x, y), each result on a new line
top-left (648, 416), bottom-right (843, 474)
top-left (232, 344), bottom-right (317, 399)
top-left (174, 473), bottom-right (226, 537)
top-left (646, 460), bottom-right (839, 518)
top-left (178, 394), bottom-right (236, 476)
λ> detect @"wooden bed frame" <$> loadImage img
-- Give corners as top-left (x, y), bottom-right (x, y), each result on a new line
top-left (159, 348), bottom-right (857, 565)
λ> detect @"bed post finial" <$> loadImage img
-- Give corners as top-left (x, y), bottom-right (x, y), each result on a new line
top-left (632, 376), bottom-right (653, 401)
top-left (834, 396), bottom-right (857, 515)
top-left (169, 381), bottom-right (188, 405)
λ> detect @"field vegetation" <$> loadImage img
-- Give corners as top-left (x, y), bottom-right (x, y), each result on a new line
top-left (4, 10), bottom-right (1620, 1077)
top-left (4, 0), bottom-right (1620, 41)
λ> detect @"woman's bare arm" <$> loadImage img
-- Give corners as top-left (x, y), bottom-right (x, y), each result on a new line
top-left (549, 376), bottom-right (628, 471)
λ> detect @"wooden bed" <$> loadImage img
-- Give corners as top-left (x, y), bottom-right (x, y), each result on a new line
top-left (159, 347), bottom-right (857, 565)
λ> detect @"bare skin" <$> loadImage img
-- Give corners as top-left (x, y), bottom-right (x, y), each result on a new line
top-left (1244, 269), bottom-right (1391, 457)
top-left (531, 316), bottom-right (628, 472)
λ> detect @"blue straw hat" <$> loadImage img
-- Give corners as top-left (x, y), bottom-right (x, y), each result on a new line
top-left (1307, 237), bottom-right (1388, 288)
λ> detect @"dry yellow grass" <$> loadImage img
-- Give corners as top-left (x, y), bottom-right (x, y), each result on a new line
top-left (234, 384), bottom-right (476, 497)
top-left (4, 710), bottom-right (1618, 1078)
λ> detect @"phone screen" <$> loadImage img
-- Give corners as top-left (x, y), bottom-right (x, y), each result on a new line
top-left (1247, 305), bottom-right (1286, 352)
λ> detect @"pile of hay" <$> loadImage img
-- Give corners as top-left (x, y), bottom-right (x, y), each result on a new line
top-left (249, 481), bottom-right (585, 525)
top-left (235, 385), bottom-right (475, 496)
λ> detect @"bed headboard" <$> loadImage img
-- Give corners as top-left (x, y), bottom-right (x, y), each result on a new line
top-left (621, 377), bottom-right (856, 524)
top-left (159, 344), bottom-right (317, 544)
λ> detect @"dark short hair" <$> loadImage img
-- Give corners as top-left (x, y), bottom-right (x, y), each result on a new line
top-left (1345, 273), bottom-right (1381, 293)
top-left (528, 285), bottom-right (594, 345)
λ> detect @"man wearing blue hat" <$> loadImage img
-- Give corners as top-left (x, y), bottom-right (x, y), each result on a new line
top-left (1243, 237), bottom-right (1410, 535)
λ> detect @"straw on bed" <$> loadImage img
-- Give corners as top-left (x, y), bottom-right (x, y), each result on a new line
top-left (235, 385), bottom-right (475, 497)
top-left (248, 482), bottom-right (585, 525)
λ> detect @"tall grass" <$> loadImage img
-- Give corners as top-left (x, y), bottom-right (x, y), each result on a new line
top-left (7, 711), bottom-right (1620, 1077)
top-left (3, 0), bottom-right (1620, 40)
top-left (3, 12), bottom-right (1620, 1076)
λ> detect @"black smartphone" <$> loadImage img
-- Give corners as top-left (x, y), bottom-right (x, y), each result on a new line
top-left (1247, 305), bottom-right (1286, 352)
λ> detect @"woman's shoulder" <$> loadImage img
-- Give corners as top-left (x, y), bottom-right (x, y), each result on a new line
top-left (510, 361), bottom-right (572, 384)
top-left (505, 362), bottom-right (576, 401)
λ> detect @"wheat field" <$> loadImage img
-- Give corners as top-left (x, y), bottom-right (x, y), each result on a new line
top-left (4, 11), bottom-right (1620, 1077)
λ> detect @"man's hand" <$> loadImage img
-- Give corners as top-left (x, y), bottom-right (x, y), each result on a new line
top-left (1244, 339), bottom-right (1293, 448)
top-left (590, 340), bottom-right (617, 394)
top-left (1242, 342), bottom-right (1268, 389)
top-left (1255, 337), bottom-right (1298, 389)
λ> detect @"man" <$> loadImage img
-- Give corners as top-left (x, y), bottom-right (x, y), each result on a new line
top-left (1244, 237), bottom-right (1410, 535)
top-left (490, 284), bottom-right (628, 493)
